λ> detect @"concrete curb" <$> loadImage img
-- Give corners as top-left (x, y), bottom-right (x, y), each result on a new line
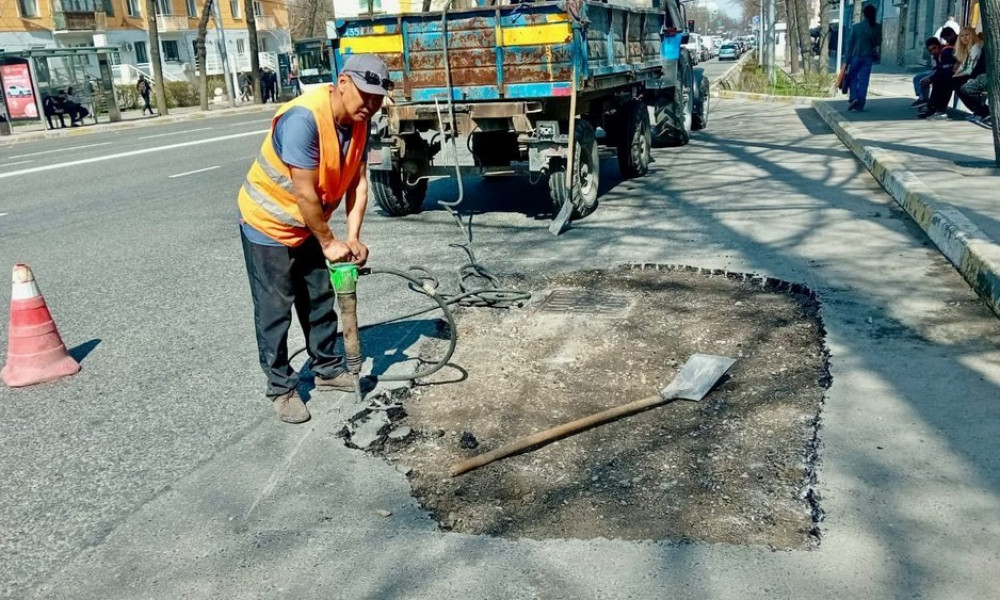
top-left (713, 89), bottom-right (818, 105)
top-left (813, 99), bottom-right (1000, 317)
top-left (0, 103), bottom-right (278, 145)
top-left (709, 51), bottom-right (754, 90)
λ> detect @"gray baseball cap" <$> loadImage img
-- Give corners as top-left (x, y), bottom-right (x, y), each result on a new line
top-left (342, 54), bottom-right (393, 96)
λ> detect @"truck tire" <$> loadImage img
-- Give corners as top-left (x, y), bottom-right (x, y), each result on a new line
top-left (616, 99), bottom-right (652, 179)
top-left (549, 120), bottom-right (600, 219)
top-left (692, 68), bottom-right (710, 131)
top-left (652, 57), bottom-right (693, 147)
top-left (371, 168), bottom-right (427, 217)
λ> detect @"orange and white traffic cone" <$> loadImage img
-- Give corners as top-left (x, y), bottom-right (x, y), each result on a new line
top-left (1, 264), bottom-right (80, 387)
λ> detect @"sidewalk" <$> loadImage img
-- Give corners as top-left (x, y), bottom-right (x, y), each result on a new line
top-left (814, 70), bottom-right (1000, 315)
top-left (0, 100), bottom-right (279, 145)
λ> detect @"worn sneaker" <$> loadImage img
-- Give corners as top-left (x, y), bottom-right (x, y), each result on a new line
top-left (911, 98), bottom-right (927, 108)
top-left (272, 390), bottom-right (310, 424)
top-left (314, 372), bottom-right (355, 392)
top-left (927, 111), bottom-right (948, 120)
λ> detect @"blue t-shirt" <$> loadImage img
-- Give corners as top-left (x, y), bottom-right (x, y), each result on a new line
top-left (242, 108), bottom-right (370, 246)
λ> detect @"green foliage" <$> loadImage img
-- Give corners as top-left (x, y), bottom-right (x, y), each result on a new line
top-left (163, 81), bottom-right (199, 108)
top-left (115, 84), bottom-right (138, 110)
top-left (735, 60), bottom-right (835, 97)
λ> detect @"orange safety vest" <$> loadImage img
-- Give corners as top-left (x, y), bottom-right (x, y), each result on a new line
top-left (238, 85), bottom-right (368, 247)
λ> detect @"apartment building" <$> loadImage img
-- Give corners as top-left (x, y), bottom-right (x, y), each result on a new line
top-left (0, 0), bottom-right (291, 79)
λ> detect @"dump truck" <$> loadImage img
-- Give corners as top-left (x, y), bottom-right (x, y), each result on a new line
top-left (326, 0), bottom-right (709, 220)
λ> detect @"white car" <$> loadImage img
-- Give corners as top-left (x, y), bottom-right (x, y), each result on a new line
top-left (684, 33), bottom-right (702, 64)
top-left (6, 84), bottom-right (32, 98)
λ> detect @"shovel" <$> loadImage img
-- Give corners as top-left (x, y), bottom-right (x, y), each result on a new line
top-left (450, 354), bottom-right (737, 477)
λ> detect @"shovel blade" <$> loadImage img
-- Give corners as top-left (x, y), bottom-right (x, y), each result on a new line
top-left (660, 354), bottom-right (737, 401)
top-left (549, 200), bottom-right (573, 236)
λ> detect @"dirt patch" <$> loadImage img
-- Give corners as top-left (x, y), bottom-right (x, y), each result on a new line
top-left (367, 265), bottom-right (829, 549)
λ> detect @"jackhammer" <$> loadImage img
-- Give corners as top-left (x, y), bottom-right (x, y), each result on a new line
top-left (329, 263), bottom-right (365, 404)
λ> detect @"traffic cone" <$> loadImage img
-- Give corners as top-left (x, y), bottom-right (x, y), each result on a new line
top-left (1, 264), bottom-right (80, 387)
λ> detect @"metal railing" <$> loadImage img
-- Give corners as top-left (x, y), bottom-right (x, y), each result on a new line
top-left (52, 11), bottom-right (107, 31)
top-left (156, 14), bottom-right (191, 31)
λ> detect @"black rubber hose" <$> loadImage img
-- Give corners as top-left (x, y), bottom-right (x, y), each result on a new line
top-left (288, 266), bottom-right (460, 383)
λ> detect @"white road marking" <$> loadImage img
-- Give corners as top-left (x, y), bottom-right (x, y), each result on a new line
top-left (142, 127), bottom-right (212, 140)
top-left (0, 213), bottom-right (8, 217)
top-left (9, 142), bottom-right (112, 159)
top-left (227, 119), bottom-right (271, 127)
top-left (169, 165), bottom-right (221, 178)
top-left (0, 160), bottom-right (33, 168)
top-left (0, 130), bottom-right (268, 181)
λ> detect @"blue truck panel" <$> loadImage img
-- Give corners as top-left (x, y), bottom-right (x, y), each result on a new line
top-left (332, 1), bottom-right (677, 104)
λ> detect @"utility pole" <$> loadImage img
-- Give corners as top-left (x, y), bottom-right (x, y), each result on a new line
top-left (764, 0), bottom-right (776, 82)
top-left (980, 0), bottom-right (1000, 166)
top-left (211, 0), bottom-right (236, 107)
top-left (144, 0), bottom-right (169, 115)
top-left (244, 0), bottom-right (262, 103)
top-left (835, 0), bottom-right (844, 81)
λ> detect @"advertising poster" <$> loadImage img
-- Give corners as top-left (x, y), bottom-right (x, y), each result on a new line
top-left (1, 63), bottom-right (39, 119)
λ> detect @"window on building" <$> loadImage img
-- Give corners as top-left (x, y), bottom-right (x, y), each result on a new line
top-left (135, 40), bottom-right (148, 63)
top-left (126, 0), bottom-right (141, 17)
top-left (103, 0), bottom-right (114, 16)
top-left (236, 39), bottom-right (245, 54)
top-left (162, 40), bottom-right (180, 61)
top-left (186, 0), bottom-right (198, 17)
top-left (253, 0), bottom-right (262, 16)
top-left (230, 0), bottom-right (241, 19)
top-left (155, 0), bottom-right (169, 15)
top-left (18, 0), bottom-right (39, 17)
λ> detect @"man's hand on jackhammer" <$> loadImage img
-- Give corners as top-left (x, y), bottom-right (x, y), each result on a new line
top-left (321, 240), bottom-right (355, 265)
top-left (346, 239), bottom-right (369, 266)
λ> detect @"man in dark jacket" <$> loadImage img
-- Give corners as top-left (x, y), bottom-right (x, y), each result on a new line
top-left (918, 30), bottom-right (958, 119)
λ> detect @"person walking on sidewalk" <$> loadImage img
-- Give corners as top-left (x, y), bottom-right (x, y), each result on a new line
top-left (136, 75), bottom-right (154, 116)
top-left (844, 4), bottom-right (881, 112)
top-left (237, 54), bottom-right (393, 424)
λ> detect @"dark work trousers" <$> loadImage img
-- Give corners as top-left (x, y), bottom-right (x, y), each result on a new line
top-left (240, 228), bottom-right (345, 397)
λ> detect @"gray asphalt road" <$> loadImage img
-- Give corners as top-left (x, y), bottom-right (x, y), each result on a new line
top-left (697, 57), bottom-right (739, 82)
top-left (3, 100), bottom-right (1000, 599)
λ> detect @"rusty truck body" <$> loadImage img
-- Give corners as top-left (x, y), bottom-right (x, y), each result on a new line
top-left (327, 0), bottom-right (708, 220)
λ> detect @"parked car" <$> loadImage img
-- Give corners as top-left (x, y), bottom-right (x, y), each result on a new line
top-left (718, 43), bottom-right (738, 61)
top-left (684, 32), bottom-right (702, 64)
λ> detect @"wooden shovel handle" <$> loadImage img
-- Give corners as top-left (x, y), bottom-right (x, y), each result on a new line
top-left (450, 393), bottom-right (672, 477)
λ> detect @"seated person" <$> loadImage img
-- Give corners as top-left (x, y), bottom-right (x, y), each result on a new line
top-left (917, 31), bottom-right (958, 119)
top-left (43, 94), bottom-right (67, 129)
top-left (61, 87), bottom-right (89, 126)
top-left (957, 32), bottom-right (990, 125)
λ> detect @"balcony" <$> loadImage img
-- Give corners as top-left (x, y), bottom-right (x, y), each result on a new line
top-left (254, 15), bottom-right (276, 30)
top-left (52, 11), bottom-right (107, 31)
top-left (156, 15), bottom-right (191, 32)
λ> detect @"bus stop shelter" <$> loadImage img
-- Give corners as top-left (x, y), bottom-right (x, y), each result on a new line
top-left (0, 46), bottom-right (121, 136)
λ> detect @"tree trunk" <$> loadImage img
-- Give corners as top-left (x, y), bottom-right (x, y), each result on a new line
top-left (819, 0), bottom-right (831, 72)
top-left (195, 0), bottom-right (213, 111)
top-left (306, 0), bottom-right (318, 38)
top-left (787, 0), bottom-right (800, 73)
top-left (245, 0), bottom-right (263, 103)
top-left (793, 0), bottom-right (812, 75)
top-left (981, 0), bottom-right (1000, 166)
top-left (145, 0), bottom-right (169, 115)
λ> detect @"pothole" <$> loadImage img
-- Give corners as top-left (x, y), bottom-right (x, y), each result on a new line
top-left (346, 264), bottom-right (829, 550)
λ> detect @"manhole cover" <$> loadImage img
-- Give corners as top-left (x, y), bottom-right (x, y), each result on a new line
top-left (539, 288), bottom-right (631, 315)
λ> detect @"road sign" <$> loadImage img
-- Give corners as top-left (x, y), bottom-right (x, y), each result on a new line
top-left (752, 15), bottom-right (761, 25)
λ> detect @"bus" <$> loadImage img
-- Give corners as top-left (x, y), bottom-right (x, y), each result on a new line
top-left (293, 37), bottom-right (333, 92)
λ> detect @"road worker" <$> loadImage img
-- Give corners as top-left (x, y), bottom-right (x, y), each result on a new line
top-left (238, 54), bottom-right (393, 424)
